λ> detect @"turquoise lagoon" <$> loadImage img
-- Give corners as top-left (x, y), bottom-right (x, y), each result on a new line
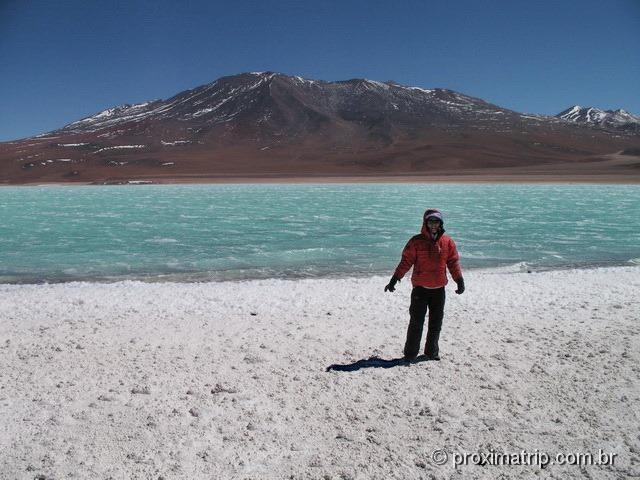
top-left (0, 183), bottom-right (638, 283)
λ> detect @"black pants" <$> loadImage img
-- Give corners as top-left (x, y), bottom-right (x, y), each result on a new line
top-left (403, 286), bottom-right (445, 358)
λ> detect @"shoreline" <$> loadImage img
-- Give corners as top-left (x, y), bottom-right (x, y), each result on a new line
top-left (1, 262), bottom-right (638, 287)
top-left (3, 173), bottom-right (640, 186)
top-left (5, 154), bottom-right (640, 186)
top-left (1, 154), bottom-right (640, 186)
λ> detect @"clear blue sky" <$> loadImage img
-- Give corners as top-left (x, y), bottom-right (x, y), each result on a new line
top-left (1, 0), bottom-right (638, 141)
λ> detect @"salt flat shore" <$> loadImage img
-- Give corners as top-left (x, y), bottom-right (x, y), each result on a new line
top-left (1, 266), bottom-right (639, 479)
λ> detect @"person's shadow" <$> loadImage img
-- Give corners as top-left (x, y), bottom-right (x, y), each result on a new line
top-left (326, 355), bottom-right (431, 372)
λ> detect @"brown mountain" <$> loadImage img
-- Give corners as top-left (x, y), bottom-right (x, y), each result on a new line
top-left (1, 72), bottom-right (639, 184)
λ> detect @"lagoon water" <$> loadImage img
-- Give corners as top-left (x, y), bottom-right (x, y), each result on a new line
top-left (0, 183), bottom-right (638, 283)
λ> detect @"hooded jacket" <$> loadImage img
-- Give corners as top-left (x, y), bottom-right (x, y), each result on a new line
top-left (393, 209), bottom-right (463, 288)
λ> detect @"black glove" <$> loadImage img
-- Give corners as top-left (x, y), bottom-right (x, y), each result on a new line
top-left (455, 277), bottom-right (465, 295)
top-left (384, 275), bottom-right (399, 292)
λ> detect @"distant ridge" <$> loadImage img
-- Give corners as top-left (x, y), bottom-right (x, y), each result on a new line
top-left (1, 72), bottom-right (639, 184)
top-left (557, 105), bottom-right (640, 133)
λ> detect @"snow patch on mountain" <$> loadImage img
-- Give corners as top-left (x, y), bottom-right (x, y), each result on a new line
top-left (93, 145), bottom-right (145, 153)
top-left (406, 86), bottom-right (435, 95)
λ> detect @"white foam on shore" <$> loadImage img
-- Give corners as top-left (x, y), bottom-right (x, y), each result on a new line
top-left (0, 266), bottom-right (638, 478)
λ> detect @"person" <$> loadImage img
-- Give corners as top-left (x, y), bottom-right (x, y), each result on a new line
top-left (384, 208), bottom-right (464, 361)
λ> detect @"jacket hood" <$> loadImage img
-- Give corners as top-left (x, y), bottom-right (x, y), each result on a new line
top-left (421, 208), bottom-right (445, 240)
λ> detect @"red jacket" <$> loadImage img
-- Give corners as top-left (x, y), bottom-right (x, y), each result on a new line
top-left (393, 223), bottom-right (462, 288)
